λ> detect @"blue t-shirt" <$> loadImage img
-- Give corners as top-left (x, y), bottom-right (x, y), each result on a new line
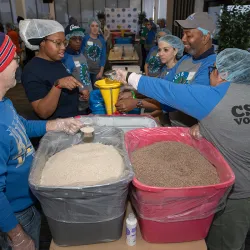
top-left (159, 47), bottom-right (216, 111)
top-left (146, 30), bottom-right (156, 45)
top-left (0, 98), bottom-right (46, 232)
top-left (81, 34), bottom-right (106, 74)
top-left (22, 57), bottom-right (79, 119)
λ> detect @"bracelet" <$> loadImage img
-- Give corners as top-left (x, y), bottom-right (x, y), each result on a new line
top-left (55, 85), bottom-right (62, 89)
top-left (131, 90), bottom-right (136, 99)
top-left (126, 72), bottom-right (132, 83)
top-left (54, 80), bottom-right (62, 89)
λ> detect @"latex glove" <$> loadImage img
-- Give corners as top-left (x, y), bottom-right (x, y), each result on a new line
top-left (9, 226), bottom-right (35, 250)
top-left (115, 99), bottom-right (137, 113)
top-left (56, 76), bottom-right (83, 90)
top-left (189, 124), bottom-right (202, 140)
top-left (79, 89), bottom-right (89, 101)
top-left (113, 69), bottom-right (128, 84)
top-left (118, 91), bottom-right (133, 100)
top-left (46, 118), bottom-right (83, 135)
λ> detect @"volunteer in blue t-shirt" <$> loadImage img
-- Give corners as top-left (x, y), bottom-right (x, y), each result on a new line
top-left (20, 19), bottom-right (83, 120)
top-left (116, 12), bottom-right (217, 127)
top-left (62, 25), bottom-right (92, 115)
top-left (115, 35), bottom-right (184, 117)
top-left (81, 18), bottom-right (106, 90)
top-left (144, 28), bottom-right (171, 77)
top-left (0, 32), bottom-right (83, 250)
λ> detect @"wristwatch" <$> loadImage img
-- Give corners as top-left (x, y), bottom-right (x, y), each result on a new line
top-left (54, 80), bottom-right (62, 89)
top-left (136, 99), bottom-right (143, 108)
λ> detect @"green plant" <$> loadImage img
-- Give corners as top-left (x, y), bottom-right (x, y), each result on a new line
top-left (217, 0), bottom-right (250, 51)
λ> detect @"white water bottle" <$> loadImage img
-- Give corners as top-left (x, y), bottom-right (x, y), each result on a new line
top-left (126, 213), bottom-right (137, 246)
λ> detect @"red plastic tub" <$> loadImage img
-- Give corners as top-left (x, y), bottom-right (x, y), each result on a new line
top-left (125, 127), bottom-right (235, 243)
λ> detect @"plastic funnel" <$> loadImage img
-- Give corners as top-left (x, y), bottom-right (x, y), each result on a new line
top-left (95, 79), bottom-right (121, 115)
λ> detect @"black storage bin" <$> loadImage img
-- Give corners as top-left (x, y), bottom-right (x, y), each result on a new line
top-left (29, 127), bottom-right (133, 246)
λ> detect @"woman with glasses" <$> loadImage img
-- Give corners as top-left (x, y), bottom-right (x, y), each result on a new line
top-left (81, 18), bottom-right (106, 90)
top-left (62, 25), bottom-right (92, 115)
top-left (20, 19), bottom-right (83, 120)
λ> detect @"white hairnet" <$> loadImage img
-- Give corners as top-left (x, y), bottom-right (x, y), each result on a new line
top-left (158, 35), bottom-right (184, 59)
top-left (88, 17), bottom-right (101, 28)
top-left (19, 19), bottom-right (64, 51)
top-left (216, 48), bottom-right (250, 84)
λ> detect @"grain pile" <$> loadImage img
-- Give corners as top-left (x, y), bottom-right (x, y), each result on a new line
top-left (40, 143), bottom-right (124, 186)
top-left (131, 141), bottom-right (219, 187)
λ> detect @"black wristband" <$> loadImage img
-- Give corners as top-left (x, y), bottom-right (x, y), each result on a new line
top-left (126, 72), bottom-right (132, 83)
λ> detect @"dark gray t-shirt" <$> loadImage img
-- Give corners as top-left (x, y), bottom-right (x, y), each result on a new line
top-left (200, 83), bottom-right (250, 199)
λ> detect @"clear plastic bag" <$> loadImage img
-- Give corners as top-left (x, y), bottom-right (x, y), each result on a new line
top-left (125, 127), bottom-right (235, 222)
top-left (29, 127), bottom-right (134, 223)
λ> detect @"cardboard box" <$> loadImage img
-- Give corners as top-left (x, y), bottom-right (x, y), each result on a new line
top-left (50, 203), bottom-right (207, 250)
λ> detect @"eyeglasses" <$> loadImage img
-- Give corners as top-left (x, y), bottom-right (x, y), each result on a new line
top-left (45, 38), bottom-right (69, 48)
top-left (70, 36), bottom-right (83, 42)
top-left (13, 56), bottom-right (20, 64)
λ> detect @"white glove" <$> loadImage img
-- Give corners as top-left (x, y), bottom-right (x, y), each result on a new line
top-left (46, 118), bottom-right (83, 135)
top-left (113, 69), bottom-right (128, 84)
top-left (189, 124), bottom-right (202, 140)
top-left (10, 226), bottom-right (35, 250)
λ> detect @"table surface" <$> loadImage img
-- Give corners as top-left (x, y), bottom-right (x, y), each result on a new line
top-left (108, 46), bottom-right (139, 63)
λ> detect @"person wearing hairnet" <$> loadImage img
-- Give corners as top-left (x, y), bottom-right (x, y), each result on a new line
top-left (20, 19), bottom-right (83, 120)
top-left (116, 12), bottom-right (216, 126)
top-left (0, 32), bottom-right (83, 250)
top-left (62, 25), bottom-right (91, 115)
top-left (116, 35), bottom-right (184, 116)
top-left (81, 18), bottom-right (106, 89)
top-left (113, 48), bottom-right (250, 250)
top-left (144, 28), bottom-right (171, 77)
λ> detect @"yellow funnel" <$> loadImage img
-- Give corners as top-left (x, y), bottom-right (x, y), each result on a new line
top-left (95, 78), bottom-right (121, 115)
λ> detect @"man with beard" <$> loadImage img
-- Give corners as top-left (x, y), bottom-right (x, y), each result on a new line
top-left (164, 12), bottom-right (216, 126)
top-left (117, 12), bottom-right (216, 127)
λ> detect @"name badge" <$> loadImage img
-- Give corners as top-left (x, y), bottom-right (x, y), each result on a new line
top-left (87, 41), bottom-right (93, 46)
top-left (187, 72), bottom-right (196, 81)
top-left (74, 61), bottom-right (81, 67)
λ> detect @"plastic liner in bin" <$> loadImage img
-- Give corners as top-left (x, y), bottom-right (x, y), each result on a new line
top-left (29, 126), bottom-right (134, 246)
top-left (77, 115), bottom-right (159, 132)
top-left (125, 127), bottom-right (235, 243)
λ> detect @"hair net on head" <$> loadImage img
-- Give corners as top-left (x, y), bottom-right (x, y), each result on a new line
top-left (158, 35), bottom-right (184, 59)
top-left (157, 28), bottom-right (171, 36)
top-left (216, 48), bottom-right (250, 84)
top-left (19, 19), bottom-right (64, 51)
top-left (88, 17), bottom-right (101, 28)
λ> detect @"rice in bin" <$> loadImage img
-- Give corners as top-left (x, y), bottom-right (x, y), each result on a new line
top-left (40, 143), bottom-right (124, 186)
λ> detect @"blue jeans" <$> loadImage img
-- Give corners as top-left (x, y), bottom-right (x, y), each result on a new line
top-left (0, 205), bottom-right (41, 250)
top-left (90, 73), bottom-right (98, 90)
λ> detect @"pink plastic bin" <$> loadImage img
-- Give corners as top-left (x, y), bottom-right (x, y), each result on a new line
top-left (125, 127), bottom-right (235, 243)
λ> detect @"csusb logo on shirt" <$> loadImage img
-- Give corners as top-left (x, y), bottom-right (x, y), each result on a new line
top-left (232, 104), bottom-right (250, 125)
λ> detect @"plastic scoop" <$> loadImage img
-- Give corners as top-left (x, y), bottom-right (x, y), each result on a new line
top-left (104, 70), bottom-right (117, 81)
